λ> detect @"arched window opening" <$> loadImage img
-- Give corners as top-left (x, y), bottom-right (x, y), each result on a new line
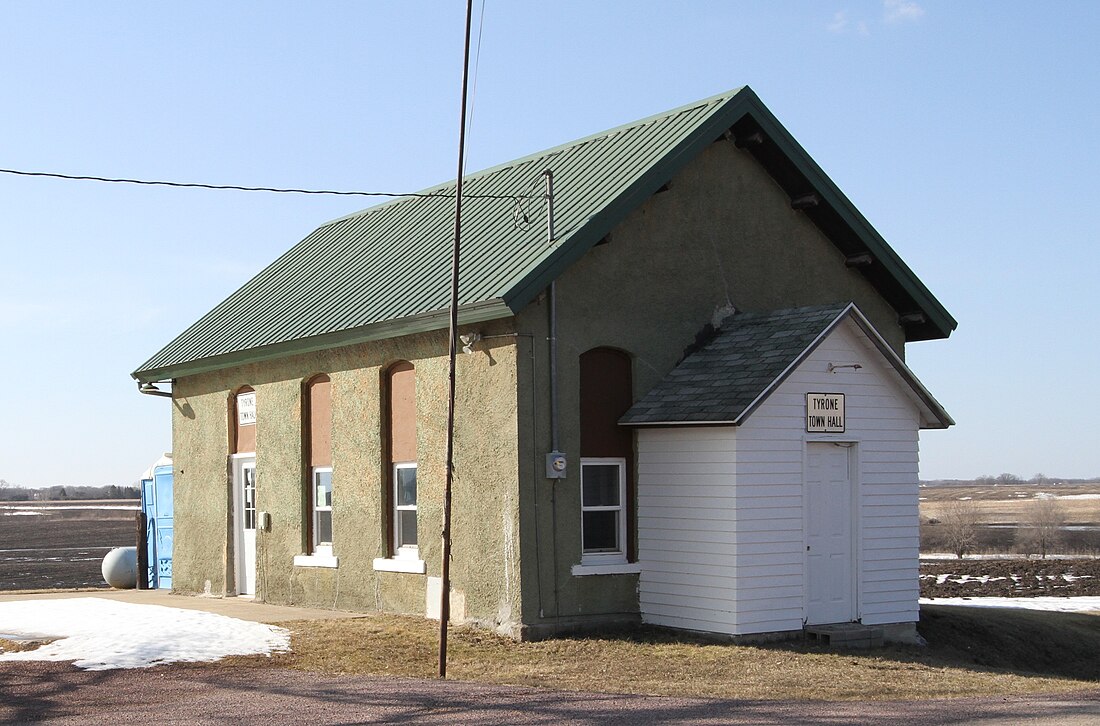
top-left (387, 361), bottom-right (417, 558)
top-left (305, 375), bottom-right (333, 555)
top-left (232, 386), bottom-right (257, 454)
top-left (579, 348), bottom-right (634, 565)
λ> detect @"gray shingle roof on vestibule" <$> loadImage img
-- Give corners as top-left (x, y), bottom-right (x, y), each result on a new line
top-left (620, 304), bottom-right (848, 426)
top-left (620, 303), bottom-right (954, 429)
top-left (133, 86), bottom-right (957, 384)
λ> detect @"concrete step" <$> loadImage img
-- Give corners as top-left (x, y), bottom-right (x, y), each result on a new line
top-left (804, 623), bottom-right (884, 649)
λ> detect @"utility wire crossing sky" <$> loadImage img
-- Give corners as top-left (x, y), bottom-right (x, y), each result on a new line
top-left (1, 1), bottom-right (1098, 487)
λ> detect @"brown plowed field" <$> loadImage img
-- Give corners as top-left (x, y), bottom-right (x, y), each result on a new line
top-left (0, 502), bottom-right (138, 591)
top-left (920, 558), bottom-right (1100, 598)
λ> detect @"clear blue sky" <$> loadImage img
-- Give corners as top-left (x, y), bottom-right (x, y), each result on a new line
top-left (2, 1), bottom-right (1097, 488)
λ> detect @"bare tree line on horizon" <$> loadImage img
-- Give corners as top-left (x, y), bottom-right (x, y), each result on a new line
top-left (923, 472), bottom-right (1100, 486)
top-left (0, 480), bottom-right (140, 501)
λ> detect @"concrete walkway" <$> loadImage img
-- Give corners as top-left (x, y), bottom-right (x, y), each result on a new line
top-left (0, 588), bottom-right (367, 623)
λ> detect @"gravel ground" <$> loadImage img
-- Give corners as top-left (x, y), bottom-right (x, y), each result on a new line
top-left (920, 558), bottom-right (1100, 599)
top-left (1, 662), bottom-right (1098, 726)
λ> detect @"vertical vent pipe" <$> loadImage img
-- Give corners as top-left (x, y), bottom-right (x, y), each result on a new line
top-left (545, 170), bottom-right (559, 454)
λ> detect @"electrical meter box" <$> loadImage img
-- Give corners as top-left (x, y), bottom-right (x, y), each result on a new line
top-left (546, 451), bottom-right (568, 479)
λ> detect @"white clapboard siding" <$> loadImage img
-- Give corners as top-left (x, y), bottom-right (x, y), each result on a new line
top-left (637, 315), bottom-right (924, 637)
top-left (741, 318), bottom-right (921, 627)
top-left (637, 420), bottom-right (807, 636)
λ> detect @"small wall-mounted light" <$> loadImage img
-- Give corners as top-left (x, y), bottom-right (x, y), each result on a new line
top-left (898, 312), bottom-right (927, 325)
top-left (790, 192), bottom-right (820, 210)
top-left (827, 363), bottom-right (863, 374)
top-left (459, 332), bottom-right (482, 354)
top-left (735, 131), bottom-right (765, 148)
top-left (137, 381), bottom-right (173, 398)
top-left (845, 252), bottom-right (874, 268)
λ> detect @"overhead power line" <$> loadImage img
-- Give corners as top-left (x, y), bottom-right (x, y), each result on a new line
top-left (0, 166), bottom-right (521, 200)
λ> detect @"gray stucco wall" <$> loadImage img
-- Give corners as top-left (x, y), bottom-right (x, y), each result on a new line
top-left (514, 139), bottom-right (908, 632)
top-left (170, 319), bottom-right (524, 634)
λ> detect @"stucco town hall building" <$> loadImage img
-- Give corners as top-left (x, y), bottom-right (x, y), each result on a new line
top-left (133, 87), bottom-right (954, 642)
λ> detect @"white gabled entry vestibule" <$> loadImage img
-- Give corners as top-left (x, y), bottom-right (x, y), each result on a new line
top-left (628, 304), bottom-right (952, 640)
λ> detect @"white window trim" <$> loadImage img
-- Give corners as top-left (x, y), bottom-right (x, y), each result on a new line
top-left (571, 562), bottom-right (641, 576)
top-left (393, 461), bottom-right (418, 555)
top-left (294, 553), bottom-right (339, 568)
top-left (373, 556), bottom-right (426, 574)
top-left (579, 457), bottom-right (628, 566)
top-left (375, 462), bottom-right (424, 573)
top-left (312, 466), bottom-right (333, 552)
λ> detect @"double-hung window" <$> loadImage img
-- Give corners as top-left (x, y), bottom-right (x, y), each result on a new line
top-left (313, 467), bottom-right (333, 555)
top-left (393, 462), bottom-right (417, 557)
top-left (580, 457), bottom-right (627, 564)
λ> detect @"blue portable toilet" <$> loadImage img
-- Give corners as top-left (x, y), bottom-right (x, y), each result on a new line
top-left (139, 454), bottom-right (173, 589)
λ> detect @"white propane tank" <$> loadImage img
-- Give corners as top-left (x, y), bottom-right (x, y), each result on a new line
top-left (101, 546), bottom-right (138, 589)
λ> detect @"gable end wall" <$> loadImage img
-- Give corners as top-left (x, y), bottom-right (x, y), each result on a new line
top-left (517, 136), bottom-right (912, 628)
top-left (735, 319), bottom-right (921, 630)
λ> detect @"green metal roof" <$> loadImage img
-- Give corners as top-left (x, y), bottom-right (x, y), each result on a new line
top-left (133, 86), bottom-right (956, 383)
top-left (620, 303), bottom-right (953, 429)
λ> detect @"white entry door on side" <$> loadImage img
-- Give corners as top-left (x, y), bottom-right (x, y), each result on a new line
top-left (233, 456), bottom-right (257, 596)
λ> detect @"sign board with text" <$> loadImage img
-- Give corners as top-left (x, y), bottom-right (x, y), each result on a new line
top-left (806, 393), bottom-right (844, 433)
top-left (237, 392), bottom-right (257, 426)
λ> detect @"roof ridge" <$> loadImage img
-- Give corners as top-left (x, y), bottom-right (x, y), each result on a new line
top-left (314, 87), bottom-right (748, 232)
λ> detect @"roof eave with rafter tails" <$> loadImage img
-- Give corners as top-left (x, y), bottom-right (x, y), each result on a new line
top-left (133, 86), bottom-right (955, 383)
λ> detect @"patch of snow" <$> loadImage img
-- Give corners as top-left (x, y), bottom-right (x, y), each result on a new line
top-left (0, 547), bottom-right (112, 554)
top-left (1, 511), bottom-right (46, 516)
top-left (957, 496), bottom-right (972, 500)
top-left (1057, 493), bottom-right (1100, 500)
top-left (921, 553), bottom-right (1100, 561)
top-left (924, 574), bottom-right (1008, 585)
top-left (0, 597), bottom-right (289, 670)
top-left (920, 596), bottom-right (1100, 613)
top-left (0, 504), bottom-right (139, 512)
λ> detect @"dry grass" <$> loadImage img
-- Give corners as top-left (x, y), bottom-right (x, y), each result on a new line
top-left (923, 498), bottom-right (1099, 525)
top-left (920, 485), bottom-right (1100, 524)
top-left (223, 606), bottom-right (1100, 701)
top-left (0, 637), bottom-right (48, 653)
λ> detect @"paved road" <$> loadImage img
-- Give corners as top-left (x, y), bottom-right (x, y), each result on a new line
top-left (2, 662), bottom-right (1098, 725)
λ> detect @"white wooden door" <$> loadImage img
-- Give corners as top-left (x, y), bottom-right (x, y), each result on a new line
top-left (233, 456), bottom-right (257, 596)
top-left (805, 442), bottom-right (855, 625)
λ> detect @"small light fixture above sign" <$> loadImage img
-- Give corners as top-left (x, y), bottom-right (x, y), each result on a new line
top-left (806, 392), bottom-right (845, 433)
